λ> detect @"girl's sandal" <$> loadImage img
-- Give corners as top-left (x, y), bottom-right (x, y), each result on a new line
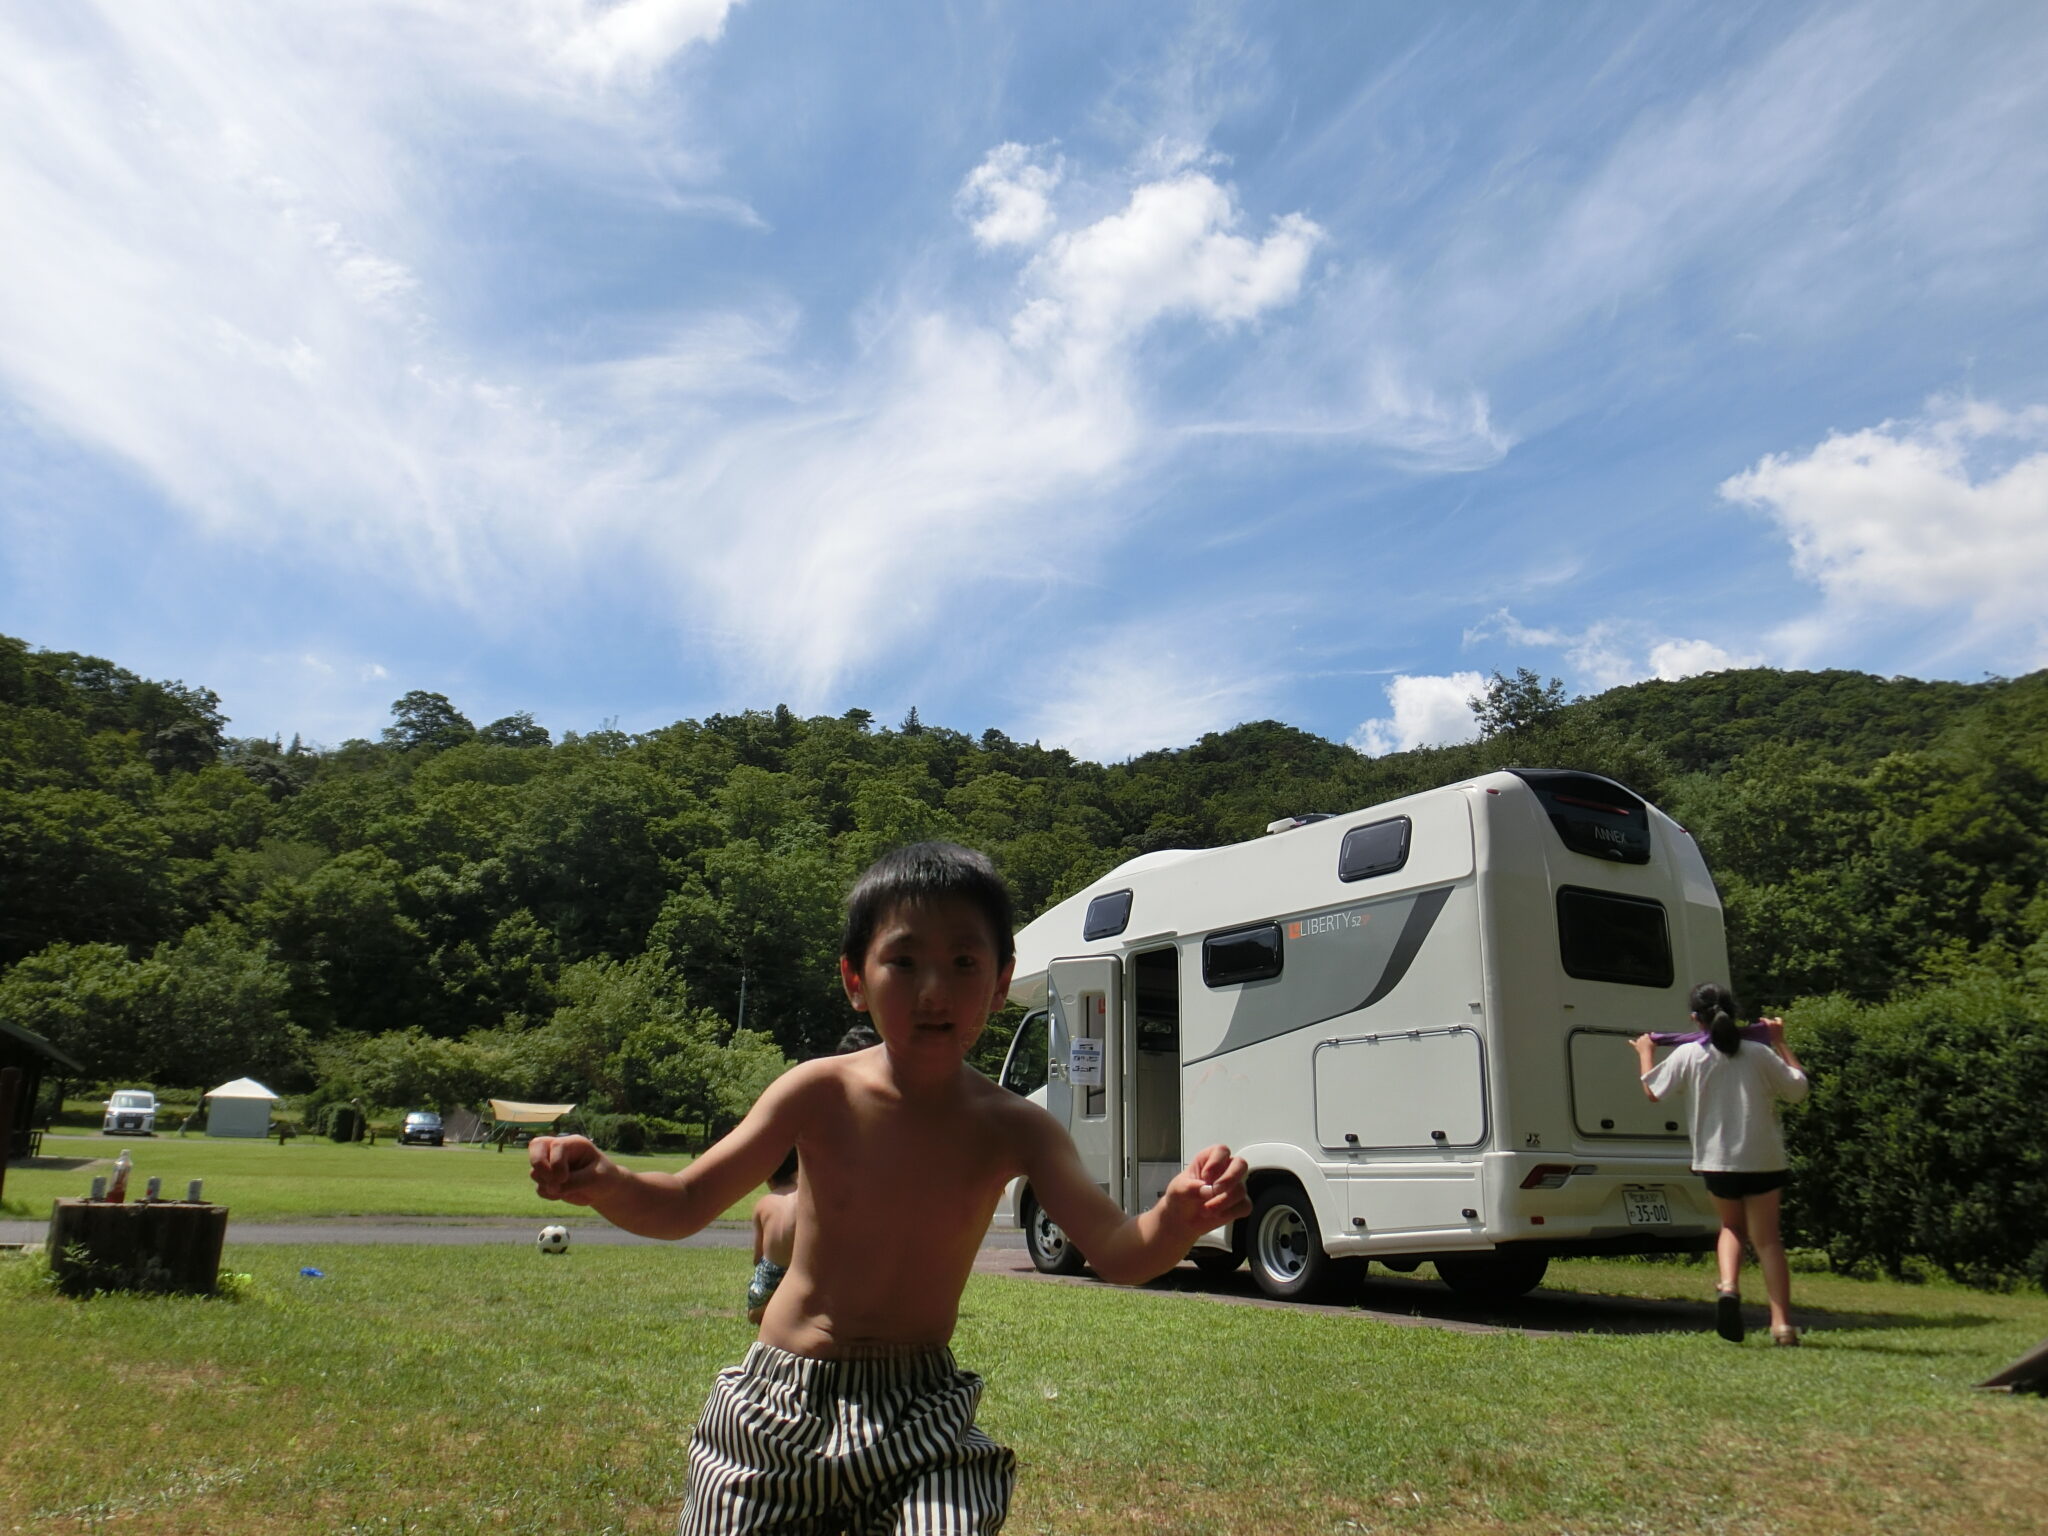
top-left (1771, 1325), bottom-right (1801, 1347)
top-left (1715, 1288), bottom-right (1745, 1343)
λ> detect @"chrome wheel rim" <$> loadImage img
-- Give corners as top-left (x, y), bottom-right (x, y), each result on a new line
top-left (1257, 1204), bottom-right (1308, 1282)
top-left (1030, 1207), bottom-right (1069, 1265)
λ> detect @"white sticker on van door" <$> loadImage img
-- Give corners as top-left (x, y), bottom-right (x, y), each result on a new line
top-left (1068, 1038), bottom-right (1104, 1087)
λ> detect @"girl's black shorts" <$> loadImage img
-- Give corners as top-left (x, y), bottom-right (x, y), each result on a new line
top-left (1699, 1168), bottom-right (1788, 1199)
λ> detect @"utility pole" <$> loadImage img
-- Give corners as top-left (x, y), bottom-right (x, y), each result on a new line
top-left (736, 965), bottom-right (748, 1033)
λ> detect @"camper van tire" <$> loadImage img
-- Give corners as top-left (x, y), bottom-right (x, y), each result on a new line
top-left (1019, 1189), bottom-right (1088, 1276)
top-left (1249, 1181), bottom-right (1348, 1301)
top-left (1433, 1249), bottom-right (1550, 1302)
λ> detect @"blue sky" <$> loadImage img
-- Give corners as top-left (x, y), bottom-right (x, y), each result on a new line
top-left (3, 0), bottom-right (2045, 761)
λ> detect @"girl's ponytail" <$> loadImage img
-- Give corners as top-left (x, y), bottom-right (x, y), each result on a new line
top-left (1689, 981), bottom-right (1742, 1057)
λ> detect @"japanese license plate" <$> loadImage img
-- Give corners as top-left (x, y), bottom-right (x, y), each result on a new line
top-left (1623, 1188), bottom-right (1671, 1226)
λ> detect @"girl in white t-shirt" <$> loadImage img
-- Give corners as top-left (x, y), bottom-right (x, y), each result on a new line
top-left (1633, 982), bottom-right (1809, 1345)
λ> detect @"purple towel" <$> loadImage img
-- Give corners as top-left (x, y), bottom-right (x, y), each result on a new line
top-left (1648, 1023), bottom-right (1774, 1047)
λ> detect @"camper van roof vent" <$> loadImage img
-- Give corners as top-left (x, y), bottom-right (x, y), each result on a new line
top-left (1265, 812), bottom-right (1334, 835)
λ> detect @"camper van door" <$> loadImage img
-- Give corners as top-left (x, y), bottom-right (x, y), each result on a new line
top-left (1047, 955), bottom-right (1125, 1211)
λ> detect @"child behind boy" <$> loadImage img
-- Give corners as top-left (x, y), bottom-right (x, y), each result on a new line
top-left (744, 1148), bottom-right (798, 1325)
top-left (531, 842), bottom-right (1250, 1534)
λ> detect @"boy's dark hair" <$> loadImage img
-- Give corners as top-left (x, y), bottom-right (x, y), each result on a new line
top-left (841, 842), bottom-right (1016, 969)
top-left (835, 1022), bottom-right (881, 1053)
top-left (767, 1148), bottom-right (800, 1188)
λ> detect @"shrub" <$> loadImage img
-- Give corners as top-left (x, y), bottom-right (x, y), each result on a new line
top-left (1785, 975), bottom-right (2048, 1289)
top-left (566, 1112), bottom-right (648, 1153)
top-left (640, 1116), bottom-right (692, 1150)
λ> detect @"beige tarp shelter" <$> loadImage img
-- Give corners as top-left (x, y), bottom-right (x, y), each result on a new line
top-left (204, 1077), bottom-right (280, 1138)
top-left (487, 1099), bottom-right (576, 1125)
top-left (483, 1099), bottom-right (576, 1150)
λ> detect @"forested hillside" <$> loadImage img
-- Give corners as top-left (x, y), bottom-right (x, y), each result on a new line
top-left (4, 633), bottom-right (2046, 1277)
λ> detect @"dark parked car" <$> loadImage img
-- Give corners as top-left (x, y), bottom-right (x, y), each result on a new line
top-left (400, 1110), bottom-right (445, 1146)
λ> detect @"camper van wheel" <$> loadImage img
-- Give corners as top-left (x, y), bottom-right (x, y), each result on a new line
top-left (1249, 1182), bottom-right (1334, 1301)
top-left (1434, 1250), bottom-right (1550, 1302)
top-left (1019, 1189), bottom-right (1088, 1277)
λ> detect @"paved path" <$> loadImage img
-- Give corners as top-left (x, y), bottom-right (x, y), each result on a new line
top-left (0, 1210), bottom-right (1759, 1339)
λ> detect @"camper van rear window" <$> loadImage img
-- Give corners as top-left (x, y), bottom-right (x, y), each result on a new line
top-left (1556, 888), bottom-right (1673, 988)
top-left (1082, 889), bottom-right (1134, 941)
top-left (1338, 817), bottom-right (1411, 882)
top-left (1509, 769), bottom-right (1652, 864)
top-left (1203, 923), bottom-right (1284, 987)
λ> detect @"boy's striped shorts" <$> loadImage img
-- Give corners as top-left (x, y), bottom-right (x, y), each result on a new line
top-left (678, 1341), bottom-right (1015, 1535)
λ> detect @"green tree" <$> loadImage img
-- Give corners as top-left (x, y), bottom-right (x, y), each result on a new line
top-left (478, 712), bottom-right (551, 748)
top-left (0, 942), bottom-right (153, 1080)
top-left (382, 691), bottom-right (476, 754)
top-left (0, 786), bottom-right (174, 964)
top-left (142, 919), bottom-right (306, 1088)
top-left (1469, 667), bottom-right (1570, 738)
top-left (537, 953), bottom-right (789, 1127)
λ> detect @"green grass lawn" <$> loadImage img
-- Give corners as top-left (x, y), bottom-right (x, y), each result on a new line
top-left (2, 1133), bottom-right (751, 1224)
top-left (2, 1246), bottom-right (2041, 1536)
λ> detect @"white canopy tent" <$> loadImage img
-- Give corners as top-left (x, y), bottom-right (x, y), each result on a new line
top-left (203, 1077), bottom-right (280, 1138)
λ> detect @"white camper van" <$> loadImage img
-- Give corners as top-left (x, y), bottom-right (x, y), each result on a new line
top-left (997, 768), bottom-right (1724, 1302)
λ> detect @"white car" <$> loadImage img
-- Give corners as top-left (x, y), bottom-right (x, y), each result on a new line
top-left (103, 1090), bottom-right (159, 1135)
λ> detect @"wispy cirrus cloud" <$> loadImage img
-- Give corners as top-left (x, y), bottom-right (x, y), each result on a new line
top-left (1017, 615), bottom-right (1287, 763)
top-left (0, 1), bottom-right (749, 615)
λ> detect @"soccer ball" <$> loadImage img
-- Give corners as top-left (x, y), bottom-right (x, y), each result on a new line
top-left (537, 1224), bottom-right (570, 1254)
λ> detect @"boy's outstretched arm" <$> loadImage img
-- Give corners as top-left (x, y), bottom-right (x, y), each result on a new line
top-left (1020, 1115), bottom-right (1250, 1286)
top-left (529, 1065), bottom-right (811, 1240)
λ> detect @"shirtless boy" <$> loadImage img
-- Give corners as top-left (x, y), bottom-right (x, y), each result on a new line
top-left (530, 841), bottom-right (1251, 1534)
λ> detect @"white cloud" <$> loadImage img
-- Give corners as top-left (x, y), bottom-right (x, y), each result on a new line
top-left (1349, 672), bottom-right (1486, 757)
top-left (0, 2), bottom-right (746, 610)
top-left (956, 143), bottom-right (1063, 249)
top-left (1721, 397), bottom-right (2048, 663)
top-left (1646, 638), bottom-right (1760, 681)
top-left (1021, 628), bottom-right (1278, 764)
top-left (673, 163), bottom-right (1332, 702)
top-left (550, 0), bottom-right (739, 88)
top-left (1464, 609), bottom-right (1763, 692)
top-left (1011, 173), bottom-right (1322, 356)
top-left (680, 312), bottom-right (1141, 700)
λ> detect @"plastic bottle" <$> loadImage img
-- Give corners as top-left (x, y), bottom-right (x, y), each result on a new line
top-left (107, 1149), bottom-right (133, 1204)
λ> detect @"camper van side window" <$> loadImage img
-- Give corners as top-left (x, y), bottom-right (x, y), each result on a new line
top-left (1203, 923), bottom-right (1284, 987)
top-left (1338, 817), bottom-right (1411, 882)
top-left (1556, 887), bottom-right (1674, 988)
top-left (999, 1011), bottom-right (1050, 1097)
top-left (1083, 889), bottom-right (1134, 941)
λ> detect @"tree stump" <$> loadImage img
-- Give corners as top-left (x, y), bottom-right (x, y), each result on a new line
top-left (45, 1198), bottom-right (229, 1297)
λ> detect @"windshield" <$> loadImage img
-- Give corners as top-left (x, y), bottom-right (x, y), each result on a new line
top-left (112, 1092), bottom-right (154, 1108)
top-left (408, 1112), bottom-right (441, 1125)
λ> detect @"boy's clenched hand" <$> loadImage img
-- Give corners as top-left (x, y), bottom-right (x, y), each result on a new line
top-left (529, 1134), bottom-right (614, 1205)
top-left (1161, 1144), bottom-right (1251, 1236)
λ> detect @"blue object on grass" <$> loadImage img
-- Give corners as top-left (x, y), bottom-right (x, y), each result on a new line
top-left (299, 1266), bottom-right (325, 1278)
